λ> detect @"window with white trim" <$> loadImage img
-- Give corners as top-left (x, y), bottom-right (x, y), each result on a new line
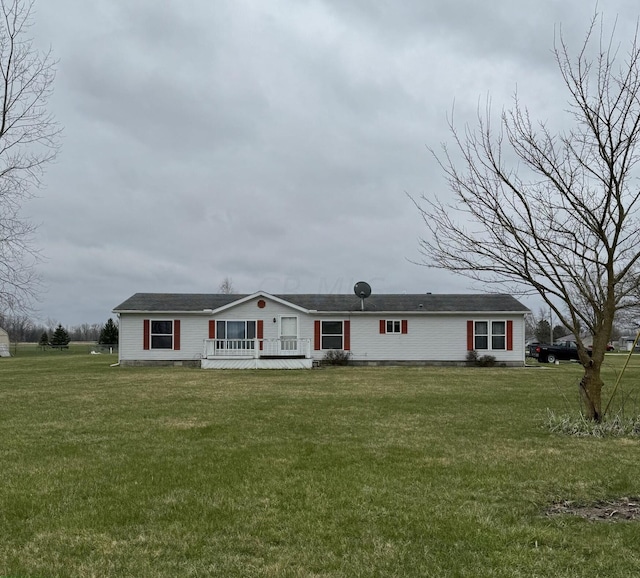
top-left (380, 319), bottom-right (408, 334)
top-left (474, 321), bottom-right (488, 349)
top-left (151, 320), bottom-right (173, 349)
top-left (216, 320), bottom-right (256, 348)
top-left (321, 320), bottom-right (343, 349)
top-left (491, 321), bottom-right (506, 350)
top-left (474, 321), bottom-right (507, 350)
top-left (386, 320), bottom-right (401, 334)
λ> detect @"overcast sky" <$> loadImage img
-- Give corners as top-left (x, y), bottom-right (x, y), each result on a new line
top-left (19, 0), bottom-right (640, 325)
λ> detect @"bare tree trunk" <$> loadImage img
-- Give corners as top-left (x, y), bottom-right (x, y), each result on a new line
top-left (580, 364), bottom-right (604, 421)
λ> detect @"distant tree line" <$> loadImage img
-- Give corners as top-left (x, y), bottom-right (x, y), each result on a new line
top-left (0, 313), bottom-right (118, 344)
top-left (525, 309), bottom-right (625, 344)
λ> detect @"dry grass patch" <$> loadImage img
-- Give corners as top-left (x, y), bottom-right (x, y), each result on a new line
top-left (546, 498), bottom-right (640, 522)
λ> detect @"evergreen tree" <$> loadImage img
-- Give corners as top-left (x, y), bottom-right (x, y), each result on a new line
top-left (50, 324), bottom-right (70, 347)
top-left (99, 318), bottom-right (119, 345)
top-left (534, 320), bottom-right (552, 344)
top-left (553, 325), bottom-right (569, 341)
top-left (38, 331), bottom-right (49, 349)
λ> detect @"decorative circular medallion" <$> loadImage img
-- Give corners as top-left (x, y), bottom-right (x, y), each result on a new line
top-left (257, 299), bottom-right (266, 308)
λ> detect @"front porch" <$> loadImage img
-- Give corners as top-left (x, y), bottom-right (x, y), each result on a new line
top-left (201, 338), bottom-right (313, 369)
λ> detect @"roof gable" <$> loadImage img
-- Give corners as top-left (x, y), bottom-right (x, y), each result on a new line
top-left (208, 292), bottom-right (310, 315)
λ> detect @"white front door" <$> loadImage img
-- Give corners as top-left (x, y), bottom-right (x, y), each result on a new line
top-left (279, 316), bottom-right (298, 354)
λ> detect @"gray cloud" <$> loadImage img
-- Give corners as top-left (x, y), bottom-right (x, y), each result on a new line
top-left (18, 0), bottom-right (640, 325)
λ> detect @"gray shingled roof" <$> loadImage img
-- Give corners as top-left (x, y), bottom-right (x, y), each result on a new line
top-left (113, 292), bottom-right (529, 313)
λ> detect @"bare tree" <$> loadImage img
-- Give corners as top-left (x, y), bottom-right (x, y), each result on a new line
top-left (68, 322), bottom-right (101, 342)
top-left (414, 15), bottom-right (640, 421)
top-left (218, 277), bottom-right (235, 294)
top-left (0, 0), bottom-right (60, 313)
top-left (524, 312), bottom-right (536, 341)
top-left (1, 310), bottom-right (31, 340)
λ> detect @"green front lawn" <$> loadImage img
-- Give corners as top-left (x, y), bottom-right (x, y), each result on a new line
top-left (1, 354), bottom-right (640, 577)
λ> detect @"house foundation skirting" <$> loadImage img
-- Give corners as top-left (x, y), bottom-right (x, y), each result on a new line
top-left (118, 359), bottom-right (524, 369)
top-left (347, 360), bottom-right (525, 367)
top-left (201, 358), bottom-right (313, 369)
top-left (119, 359), bottom-right (201, 368)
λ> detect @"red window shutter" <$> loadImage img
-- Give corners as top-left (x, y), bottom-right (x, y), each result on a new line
top-left (314, 320), bottom-right (321, 350)
top-left (380, 319), bottom-right (386, 334)
top-left (257, 320), bottom-right (264, 351)
top-left (507, 320), bottom-right (513, 351)
top-left (467, 320), bottom-right (474, 351)
top-left (208, 320), bottom-right (215, 339)
top-left (401, 320), bottom-right (408, 334)
top-left (174, 320), bottom-right (181, 350)
top-left (143, 319), bottom-right (150, 350)
top-left (344, 320), bottom-right (350, 351)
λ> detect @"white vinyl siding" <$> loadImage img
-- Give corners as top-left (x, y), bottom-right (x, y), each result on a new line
top-left (346, 315), bottom-right (524, 363)
top-left (117, 296), bottom-right (527, 365)
top-left (119, 315), bottom-right (202, 362)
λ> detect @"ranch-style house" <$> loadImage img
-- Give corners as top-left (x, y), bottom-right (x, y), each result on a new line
top-left (113, 291), bottom-right (529, 368)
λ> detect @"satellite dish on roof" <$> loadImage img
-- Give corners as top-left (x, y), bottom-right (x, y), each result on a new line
top-left (354, 281), bottom-right (372, 298)
top-left (354, 281), bottom-right (372, 310)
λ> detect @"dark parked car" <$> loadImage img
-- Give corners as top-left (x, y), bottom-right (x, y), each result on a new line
top-left (535, 340), bottom-right (582, 363)
top-left (536, 340), bottom-right (616, 363)
top-left (527, 342), bottom-right (540, 358)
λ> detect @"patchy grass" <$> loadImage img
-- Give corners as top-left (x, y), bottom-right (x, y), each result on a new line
top-left (544, 409), bottom-right (640, 437)
top-left (1, 353), bottom-right (640, 576)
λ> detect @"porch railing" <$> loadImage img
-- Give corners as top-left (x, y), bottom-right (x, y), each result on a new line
top-left (203, 338), bottom-right (311, 359)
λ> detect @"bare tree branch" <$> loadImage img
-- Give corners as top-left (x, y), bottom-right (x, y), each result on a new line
top-left (0, 0), bottom-right (59, 313)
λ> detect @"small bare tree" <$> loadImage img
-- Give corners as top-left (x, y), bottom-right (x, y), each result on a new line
top-left (218, 277), bottom-right (235, 294)
top-left (415, 15), bottom-right (640, 421)
top-left (0, 0), bottom-right (60, 312)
